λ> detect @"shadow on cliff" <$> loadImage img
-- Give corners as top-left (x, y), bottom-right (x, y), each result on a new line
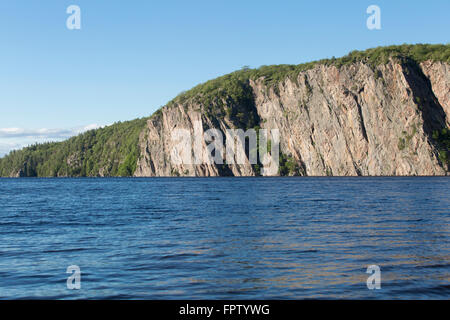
top-left (401, 58), bottom-right (448, 167)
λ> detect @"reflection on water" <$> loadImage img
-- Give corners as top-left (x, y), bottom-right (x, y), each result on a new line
top-left (0, 177), bottom-right (449, 299)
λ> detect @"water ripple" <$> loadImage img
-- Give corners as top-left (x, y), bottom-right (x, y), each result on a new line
top-left (0, 177), bottom-right (449, 299)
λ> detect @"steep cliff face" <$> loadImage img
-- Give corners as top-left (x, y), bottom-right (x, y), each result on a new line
top-left (421, 61), bottom-right (450, 126)
top-left (135, 59), bottom-right (449, 176)
top-left (135, 102), bottom-right (258, 177)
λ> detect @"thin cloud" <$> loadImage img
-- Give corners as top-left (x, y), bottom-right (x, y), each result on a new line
top-left (0, 124), bottom-right (101, 139)
top-left (0, 124), bottom-right (103, 157)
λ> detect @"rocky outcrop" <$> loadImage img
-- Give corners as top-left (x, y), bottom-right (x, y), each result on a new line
top-left (135, 59), bottom-right (449, 176)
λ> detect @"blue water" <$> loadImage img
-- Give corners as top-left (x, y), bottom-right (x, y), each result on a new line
top-left (0, 177), bottom-right (449, 299)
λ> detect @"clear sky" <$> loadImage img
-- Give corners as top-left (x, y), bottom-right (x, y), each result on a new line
top-left (0, 0), bottom-right (449, 155)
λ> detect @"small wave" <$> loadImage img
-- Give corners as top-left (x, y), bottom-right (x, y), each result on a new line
top-left (158, 253), bottom-right (200, 260)
top-left (418, 263), bottom-right (450, 269)
top-left (42, 248), bottom-right (87, 253)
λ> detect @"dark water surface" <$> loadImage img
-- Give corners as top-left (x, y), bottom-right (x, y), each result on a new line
top-left (0, 177), bottom-right (449, 299)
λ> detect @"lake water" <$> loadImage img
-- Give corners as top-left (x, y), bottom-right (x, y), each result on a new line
top-left (0, 177), bottom-right (449, 299)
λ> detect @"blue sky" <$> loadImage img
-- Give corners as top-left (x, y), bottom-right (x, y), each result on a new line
top-left (0, 0), bottom-right (449, 155)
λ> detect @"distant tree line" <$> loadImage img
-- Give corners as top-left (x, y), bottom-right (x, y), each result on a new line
top-left (0, 118), bottom-right (148, 177)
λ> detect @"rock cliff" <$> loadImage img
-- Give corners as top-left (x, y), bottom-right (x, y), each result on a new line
top-left (135, 59), bottom-right (449, 176)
